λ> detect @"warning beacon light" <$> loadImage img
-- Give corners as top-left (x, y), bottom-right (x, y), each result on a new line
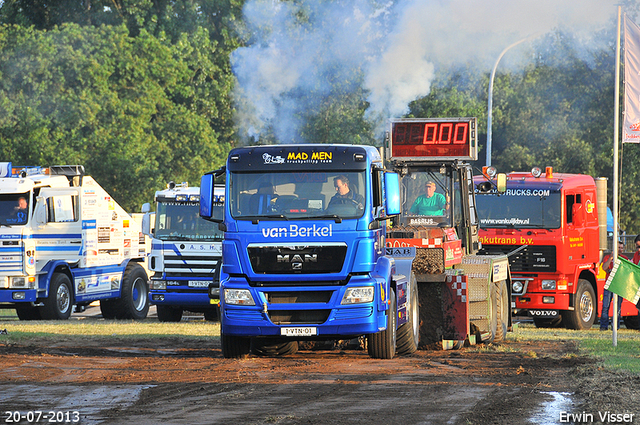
top-left (387, 118), bottom-right (477, 161)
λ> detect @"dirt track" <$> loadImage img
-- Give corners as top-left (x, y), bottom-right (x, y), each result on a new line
top-left (0, 333), bottom-right (605, 425)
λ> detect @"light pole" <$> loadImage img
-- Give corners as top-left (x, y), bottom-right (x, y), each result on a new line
top-left (486, 35), bottom-right (539, 167)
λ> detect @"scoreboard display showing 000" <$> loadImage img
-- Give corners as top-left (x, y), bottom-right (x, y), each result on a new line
top-left (388, 118), bottom-right (478, 161)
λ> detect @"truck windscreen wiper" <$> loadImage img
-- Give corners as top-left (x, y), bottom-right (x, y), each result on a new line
top-left (239, 214), bottom-right (289, 224)
top-left (308, 214), bottom-right (342, 223)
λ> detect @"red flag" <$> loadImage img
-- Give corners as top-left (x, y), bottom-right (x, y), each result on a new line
top-left (623, 15), bottom-right (640, 143)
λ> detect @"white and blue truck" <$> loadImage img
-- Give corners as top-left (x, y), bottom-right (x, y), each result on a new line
top-left (143, 182), bottom-right (224, 322)
top-left (0, 163), bottom-right (150, 320)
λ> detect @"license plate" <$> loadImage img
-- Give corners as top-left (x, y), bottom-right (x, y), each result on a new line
top-left (528, 309), bottom-right (559, 318)
top-left (281, 327), bottom-right (317, 337)
top-left (188, 280), bottom-right (210, 288)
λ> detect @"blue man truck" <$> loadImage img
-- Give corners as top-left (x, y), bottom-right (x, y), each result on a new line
top-left (200, 145), bottom-right (407, 358)
top-left (0, 163), bottom-right (149, 320)
top-left (142, 182), bottom-right (224, 322)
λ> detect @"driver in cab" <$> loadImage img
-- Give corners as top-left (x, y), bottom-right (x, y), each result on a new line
top-left (327, 175), bottom-right (364, 210)
top-left (409, 180), bottom-right (449, 216)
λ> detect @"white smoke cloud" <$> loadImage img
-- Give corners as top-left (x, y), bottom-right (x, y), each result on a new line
top-left (232, 0), bottom-right (632, 143)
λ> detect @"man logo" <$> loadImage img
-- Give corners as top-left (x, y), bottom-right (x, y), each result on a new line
top-left (277, 254), bottom-right (318, 263)
top-left (277, 253), bottom-right (318, 269)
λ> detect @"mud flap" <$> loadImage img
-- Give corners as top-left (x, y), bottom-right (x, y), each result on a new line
top-left (441, 274), bottom-right (475, 350)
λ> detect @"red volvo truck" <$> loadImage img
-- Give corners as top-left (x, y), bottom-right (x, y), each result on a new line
top-left (474, 168), bottom-right (638, 330)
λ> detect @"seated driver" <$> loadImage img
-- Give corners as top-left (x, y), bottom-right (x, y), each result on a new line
top-left (409, 180), bottom-right (449, 216)
top-left (327, 175), bottom-right (364, 210)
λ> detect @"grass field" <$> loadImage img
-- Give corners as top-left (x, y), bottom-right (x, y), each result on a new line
top-left (510, 323), bottom-right (640, 374)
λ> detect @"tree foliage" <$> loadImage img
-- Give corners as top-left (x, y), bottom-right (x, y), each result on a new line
top-left (0, 0), bottom-right (242, 212)
top-left (0, 0), bottom-right (638, 233)
top-left (0, 23), bottom-right (231, 211)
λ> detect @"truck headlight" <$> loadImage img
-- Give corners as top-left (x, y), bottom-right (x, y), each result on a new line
top-left (224, 289), bottom-right (255, 306)
top-left (150, 280), bottom-right (166, 290)
top-left (541, 280), bottom-right (556, 290)
top-left (512, 281), bottom-right (524, 294)
top-left (10, 277), bottom-right (34, 288)
top-left (341, 287), bottom-right (374, 304)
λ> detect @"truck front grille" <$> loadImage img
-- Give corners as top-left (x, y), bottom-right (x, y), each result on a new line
top-left (478, 245), bottom-right (556, 272)
top-left (268, 310), bottom-right (331, 324)
top-left (248, 244), bottom-right (347, 274)
top-left (266, 291), bottom-right (333, 304)
top-left (163, 254), bottom-right (219, 276)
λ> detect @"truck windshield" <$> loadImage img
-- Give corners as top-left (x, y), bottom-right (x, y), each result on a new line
top-left (398, 168), bottom-right (453, 227)
top-left (229, 171), bottom-right (366, 220)
top-left (155, 201), bottom-right (223, 241)
top-left (0, 193), bottom-right (30, 226)
top-left (475, 190), bottom-right (561, 229)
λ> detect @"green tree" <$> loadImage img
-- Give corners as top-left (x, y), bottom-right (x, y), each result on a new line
top-left (0, 23), bottom-right (229, 211)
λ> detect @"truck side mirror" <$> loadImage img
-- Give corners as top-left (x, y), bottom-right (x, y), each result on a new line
top-left (200, 173), bottom-right (223, 223)
top-left (34, 197), bottom-right (47, 225)
top-left (141, 203), bottom-right (151, 213)
top-left (496, 173), bottom-right (507, 193)
top-left (384, 172), bottom-right (401, 216)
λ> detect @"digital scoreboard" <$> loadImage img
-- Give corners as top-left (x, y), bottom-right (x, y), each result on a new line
top-left (388, 118), bottom-right (477, 161)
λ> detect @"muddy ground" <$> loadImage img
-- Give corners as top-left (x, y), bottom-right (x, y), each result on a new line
top-left (1, 325), bottom-right (639, 425)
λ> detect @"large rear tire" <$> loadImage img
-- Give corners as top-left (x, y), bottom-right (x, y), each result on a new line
top-left (367, 288), bottom-right (396, 359)
top-left (562, 279), bottom-right (596, 330)
top-left (221, 332), bottom-right (251, 359)
top-left (41, 273), bottom-right (73, 320)
top-left (396, 274), bottom-right (419, 355)
top-left (483, 280), bottom-right (499, 343)
top-left (156, 305), bottom-right (183, 322)
top-left (115, 264), bottom-right (149, 320)
top-left (494, 280), bottom-right (509, 342)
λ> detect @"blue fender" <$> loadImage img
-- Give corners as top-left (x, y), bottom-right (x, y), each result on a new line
top-left (37, 260), bottom-right (73, 298)
top-left (371, 256), bottom-right (393, 312)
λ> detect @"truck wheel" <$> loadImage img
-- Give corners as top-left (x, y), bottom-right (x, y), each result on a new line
top-left (115, 264), bottom-right (149, 320)
top-left (15, 305), bottom-right (42, 321)
top-left (100, 299), bottom-right (119, 320)
top-left (156, 306), bottom-right (183, 322)
top-left (221, 332), bottom-right (251, 359)
top-left (623, 315), bottom-right (640, 330)
top-left (484, 281), bottom-right (499, 344)
top-left (367, 288), bottom-right (396, 359)
top-left (396, 274), bottom-right (419, 355)
top-left (251, 339), bottom-right (299, 356)
top-left (493, 280), bottom-right (509, 342)
top-left (562, 279), bottom-right (596, 330)
top-left (204, 307), bottom-right (220, 322)
top-left (41, 273), bottom-right (73, 320)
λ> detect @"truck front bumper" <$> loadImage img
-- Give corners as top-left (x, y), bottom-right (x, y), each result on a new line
top-left (514, 292), bottom-right (570, 311)
top-left (220, 275), bottom-right (389, 338)
top-left (0, 289), bottom-right (37, 303)
top-left (149, 290), bottom-right (218, 307)
top-left (222, 304), bottom-right (385, 337)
